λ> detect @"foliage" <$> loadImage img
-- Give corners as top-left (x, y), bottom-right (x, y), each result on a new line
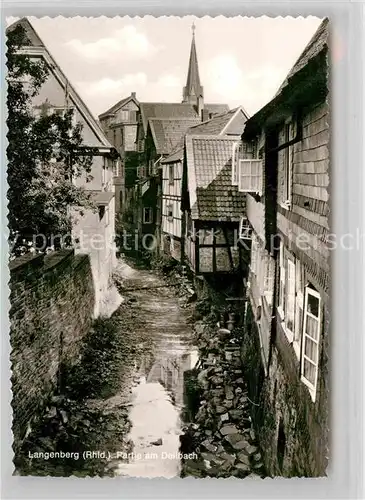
top-left (6, 24), bottom-right (95, 256)
top-left (62, 316), bottom-right (126, 400)
top-left (124, 151), bottom-right (143, 187)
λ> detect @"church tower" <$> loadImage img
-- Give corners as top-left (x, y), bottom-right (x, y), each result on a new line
top-left (182, 23), bottom-right (204, 118)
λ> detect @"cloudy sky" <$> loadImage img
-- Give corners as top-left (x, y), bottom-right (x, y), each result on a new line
top-left (7, 16), bottom-right (322, 118)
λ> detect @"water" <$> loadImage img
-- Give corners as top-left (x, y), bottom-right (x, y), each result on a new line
top-left (114, 260), bottom-right (198, 478)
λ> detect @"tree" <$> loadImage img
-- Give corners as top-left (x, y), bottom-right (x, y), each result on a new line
top-left (6, 24), bottom-right (95, 257)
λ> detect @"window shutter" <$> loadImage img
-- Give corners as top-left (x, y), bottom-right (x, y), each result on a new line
top-left (301, 286), bottom-right (321, 400)
top-left (285, 259), bottom-right (296, 333)
top-left (238, 159), bottom-right (263, 194)
top-left (231, 142), bottom-right (239, 185)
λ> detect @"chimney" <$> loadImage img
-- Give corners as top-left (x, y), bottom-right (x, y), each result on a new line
top-left (201, 107), bottom-right (209, 122)
top-left (131, 92), bottom-right (136, 99)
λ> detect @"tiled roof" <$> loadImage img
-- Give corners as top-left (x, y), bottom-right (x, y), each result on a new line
top-left (187, 107), bottom-right (249, 136)
top-left (99, 94), bottom-right (139, 119)
top-left (205, 103), bottom-right (230, 116)
top-left (139, 102), bottom-right (229, 133)
top-left (140, 103), bottom-right (198, 132)
top-left (7, 18), bottom-right (114, 150)
top-left (275, 18), bottom-right (328, 96)
top-left (89, 191), bottom-right (115, 205)
top-left (149, 117), bottom-right (200, 155)
top-left (186, 135), bottom-right (245, 221)
top-left (161, 146), bottom-right (184, 164)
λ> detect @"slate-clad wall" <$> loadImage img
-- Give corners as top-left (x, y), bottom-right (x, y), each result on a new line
top-left (9, 250), bottom-right (94, 450)
top-left (277, 101), bottom-right (330, 294)
top-left (242, 302), bottom-right (329, 477)
top-left (242, 100), bottom-right (329, 477)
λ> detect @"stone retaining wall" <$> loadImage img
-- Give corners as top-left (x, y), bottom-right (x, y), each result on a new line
top-left (9, 249), bottom-right (95, 451)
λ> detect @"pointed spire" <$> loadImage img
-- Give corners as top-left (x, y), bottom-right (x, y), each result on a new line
top-left (182, 22), bottom-right (204, 106)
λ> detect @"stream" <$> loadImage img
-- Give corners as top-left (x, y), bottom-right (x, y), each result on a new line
top-left (112, 260), bottom-right (198, 478)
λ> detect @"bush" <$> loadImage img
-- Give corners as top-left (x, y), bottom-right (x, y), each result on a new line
top-left (62, 317), bottom-right (124, 400)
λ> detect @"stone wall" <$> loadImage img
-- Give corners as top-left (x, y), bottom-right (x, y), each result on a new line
top-left (241, 302), bottom-right (328, 477)
top-left (9, 250), bottom-right (95, 450)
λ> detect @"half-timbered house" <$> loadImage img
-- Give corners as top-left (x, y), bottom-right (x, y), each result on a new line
top-left (181, 135), bottom-right (247, 275)
top-left (161, 106), bottom-right (249, 262)
top-left (238, 18), bottom-right (329, 476)
top-left (99, 92), bottom-right (140, 214)
top-left (9, 18), bottom-right (119, 317)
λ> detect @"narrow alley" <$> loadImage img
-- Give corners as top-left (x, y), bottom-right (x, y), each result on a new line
top-left (111, 259), bottom-right (198, 478)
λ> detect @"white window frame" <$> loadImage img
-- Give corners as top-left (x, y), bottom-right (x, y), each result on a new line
top-left (102, 157), bottom-right (107, 186)
top-left (301, 286), bottom-right (321, 402)
top-left (278, 242), bottom-right (285, 317)
top-left (105, 206), bottom-right (110, 227)
top-left (119, 110), bottom-right (129, 122)
top-left (169, 165), bottom-right (174, 185)
top-left (231, 142), bottom-right (240, 186)
top-left (167, 204), bottom-right (173, 222)
top-left (293, 262), bottom-right (304, 359)
top-left (263, 257), bottom-right (275, 305)
top-left (143, 207), bottom-right (153, 224)
top-left (238, 217), bottom-right (252, 240)
top-left (281, 121), bottom-right (293, 209)
top-left (238, 159), bottom-right (263, 194)
top-left (284, 258), bottom-right (296, 341)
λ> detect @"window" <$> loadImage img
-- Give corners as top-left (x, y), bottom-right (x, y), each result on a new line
top-left (294, 263), bottom-right (304, 358)
top-left (148, 160), bottom-right (154, 176)
top-left (278, 242), bottom-right (286, 313)
top-left (169, 165), bottom-right (174, 185)
top-left (285, 259), bottom-right (296, 334)
top-left (167, 204), bottom-right (173, 221)
top-left (278, 244), bottom-right (296, 342)
top-left (238, 217), bottom-right (252, 240)
top-left (231, 142), bottom-right (239, 185)
top-left (138, 140), bottom-right (144, 152)
top-left (301, 286), bottom-right (321, 400)
top-left (282, 122), bottom-right (293, 208)
top-left (105, 207), bottom-right (110, 226)
top-left (137, 166), bottom-right (146, 178)
top-left (238, 159), bottom-right (263, 194)
top-left (102, 157), bottom-right (107, 185)
top-left (119, 110), bottom-right (129, 122)
top-left (113, 160), bottom-right (121, 177)
top-left (143, 207), bottom-right (153, 224)
top-left (264, 257), bottom-right (275, 304)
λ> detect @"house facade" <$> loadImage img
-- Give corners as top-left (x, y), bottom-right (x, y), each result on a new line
top-left (126, 27), bottom-right (229, 257)
top-left (181, 135), bottom-right (248, 277)
top-left (161, 106), bottom-right (249, 263)
top-left (99, 93), bottom-right (140, 214)
top-left (238, 18), bottom-right (329, 476)
top-left (11, 18), bottom-right (119, 318)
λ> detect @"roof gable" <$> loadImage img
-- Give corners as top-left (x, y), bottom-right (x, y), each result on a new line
top-left (275, 18), bottom-right (328, 97)
top-left (185, 135), bottom-right (244, 221)
top-left (148, 117), bottom-right (200, 155)
top-left (99, 94), bottom-right (140, 120)
top-left (187, 106), bottom-right (249, 137)
top-left (7, 18), bottom-right (113, 150)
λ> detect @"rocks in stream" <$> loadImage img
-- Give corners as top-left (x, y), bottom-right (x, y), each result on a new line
top-left (180, 318), bottom-right (266, 479)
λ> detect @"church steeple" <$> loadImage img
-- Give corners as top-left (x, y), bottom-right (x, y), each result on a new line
top-left (182, 22), bottom-right (204, 113)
